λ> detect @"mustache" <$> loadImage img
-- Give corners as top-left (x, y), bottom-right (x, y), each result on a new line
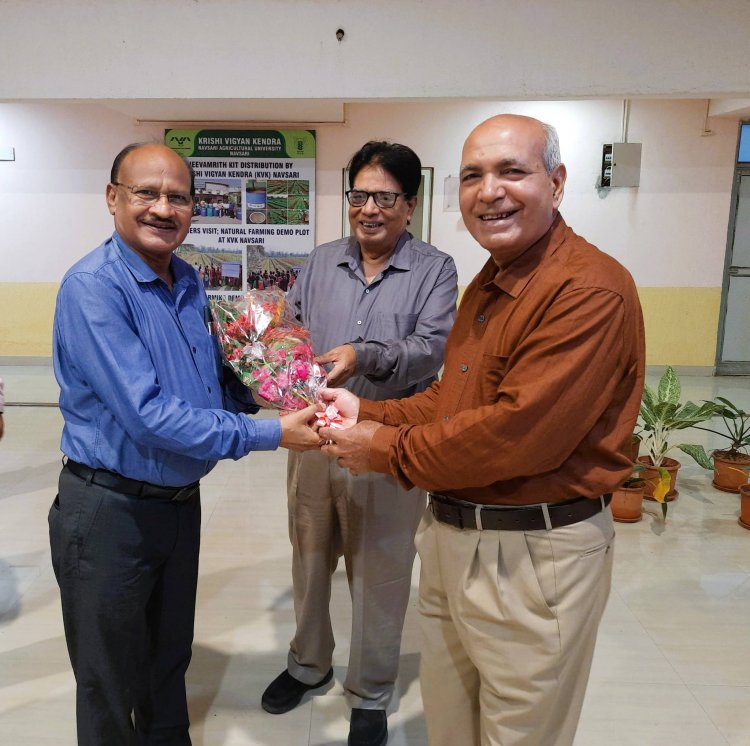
top-left (142, 219), bottom-right (177, 228)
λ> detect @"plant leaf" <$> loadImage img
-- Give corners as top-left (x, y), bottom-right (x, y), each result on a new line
top-left (658, 366), bottom-right (681, 405)
top-left (676, 444), bottom-right (714, 470)
top-left (714, 396), bottom-right (746, 417)
top-left (642, 385), bottom-right (657, 412)
top-left (652, 467), bottom-right (672, 504)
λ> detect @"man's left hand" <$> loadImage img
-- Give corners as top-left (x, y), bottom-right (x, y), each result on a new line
top-left (320, 420), bottom-right (383, 476)
top-left (316, 344), bottom-right (356, 387)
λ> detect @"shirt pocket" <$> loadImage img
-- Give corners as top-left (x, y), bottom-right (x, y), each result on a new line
top-left (478, 352), bottom-right (509, 404)
top-left (370, 312), bottom-right (418, 340)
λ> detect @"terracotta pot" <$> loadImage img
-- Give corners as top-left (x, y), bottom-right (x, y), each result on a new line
top-left (637, 456), bottom-right (680, 501)
top-left (739, 484), bottom-right (750, 531)
top-left (712, 450), bottom-right (750, 493)
top-left (622, 434), bottom-right (641, 464)
top-left (611, 483), bottom-right (644, 523)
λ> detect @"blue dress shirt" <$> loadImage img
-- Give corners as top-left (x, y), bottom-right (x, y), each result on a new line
top-left (53, 233), bottom-right (281, 487)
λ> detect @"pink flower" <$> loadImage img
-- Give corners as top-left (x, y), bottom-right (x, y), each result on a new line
top-left (258, 378), bottom-right (280, 403)
top-left (290, 360), bottom-right (310, 383)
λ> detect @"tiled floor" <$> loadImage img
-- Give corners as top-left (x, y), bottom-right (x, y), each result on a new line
top-left (1, 366), bottom-right (749, 745)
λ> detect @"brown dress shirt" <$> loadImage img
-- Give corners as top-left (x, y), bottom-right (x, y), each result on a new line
top-left (358, 214), bottom-right (646, 506)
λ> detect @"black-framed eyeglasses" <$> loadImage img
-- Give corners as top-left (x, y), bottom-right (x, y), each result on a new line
top-left (112, 182), bottom-right (193, 209)
top-left (345, 189), bottom-right (406, 209)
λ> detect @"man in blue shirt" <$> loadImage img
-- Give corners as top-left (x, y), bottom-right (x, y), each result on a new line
top-left (49, 142), bottom-right (320, 746)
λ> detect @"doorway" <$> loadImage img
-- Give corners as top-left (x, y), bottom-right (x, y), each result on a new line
top-left (716, 167), bottom-right (750, 374)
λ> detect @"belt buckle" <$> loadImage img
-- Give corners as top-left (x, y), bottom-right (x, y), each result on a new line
top-left (430, 494), bottom-right (463, 529)
top-left (171, 485), bottom-right (195, 502)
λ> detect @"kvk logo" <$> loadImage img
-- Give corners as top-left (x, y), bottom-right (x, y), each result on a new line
top-left (165, 130), bottom-right (196, 157)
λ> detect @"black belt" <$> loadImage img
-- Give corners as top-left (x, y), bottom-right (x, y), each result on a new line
top-left (428, 492), bottom-right (612, 531)
top-left (65, 459), bottom-right (199, 502)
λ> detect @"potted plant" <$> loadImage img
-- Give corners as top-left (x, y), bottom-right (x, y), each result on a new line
top-left (739, 483), bottom-right (750, 530)
top-left (682, 397), bottom-right (750, 493)
top-left (637, 366), bottom-right (718, 518)
top-left (611, 464), bottom-right (646, 523)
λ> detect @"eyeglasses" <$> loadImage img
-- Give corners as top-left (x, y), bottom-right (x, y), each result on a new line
top-left (345, 189), bottom-right (406, 209)
top-left (112, 182), bottom-right (193, 209)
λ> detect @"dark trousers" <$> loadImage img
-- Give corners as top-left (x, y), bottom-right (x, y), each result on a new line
top-left (49, 466), bottom-right (201, 746)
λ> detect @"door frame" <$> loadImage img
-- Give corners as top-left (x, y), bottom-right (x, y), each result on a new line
top-left (715, 164), bottom-right (750, 375)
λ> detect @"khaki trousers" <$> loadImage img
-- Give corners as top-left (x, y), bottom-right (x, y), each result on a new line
top-left (416, 506), bottom-right (614, 746)
top-left (286, 449), bottom-right (425, 708)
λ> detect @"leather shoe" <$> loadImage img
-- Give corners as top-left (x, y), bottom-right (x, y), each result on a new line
top-left (261, 668), bottom-right (333, 714)
top-left (348, 708), bottom-right (388, 746)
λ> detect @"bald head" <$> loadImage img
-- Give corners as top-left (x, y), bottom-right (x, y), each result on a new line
top-left (464, 115), bottom-right (561, 175)
top-left (458, 114), bottom-right (567, 266)
top-left (111, 143), bottom-right (194, 194)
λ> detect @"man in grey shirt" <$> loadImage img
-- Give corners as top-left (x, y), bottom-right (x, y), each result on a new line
top-left (261, 141), bottom-right (457, 746)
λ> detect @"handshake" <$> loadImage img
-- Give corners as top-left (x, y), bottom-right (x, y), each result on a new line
top-left (277, 388), bottom-right (382, 476)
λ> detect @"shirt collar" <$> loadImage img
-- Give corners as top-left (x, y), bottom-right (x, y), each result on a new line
top-left (111, 232), bottom-right (194, 289)
top-left (478, 213), bottom-right (568, 298)
top-left (337, 231), bottom-right (413, 274)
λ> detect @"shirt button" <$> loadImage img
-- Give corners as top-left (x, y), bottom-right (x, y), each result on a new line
top-left (192, 346), bottom-right (197, 353)
top-left (207, 386), bottom-right (212, 393)
top-left (443, 415), bottom-right (449, 422)
top-left (477, 314), bottom-right (486, 323)
top-left (365, 289), bottom-right (370, 294)
top-left (357, 320), bottom-right (363, 325)
top-left (460, 364), bottom-right (469, 373)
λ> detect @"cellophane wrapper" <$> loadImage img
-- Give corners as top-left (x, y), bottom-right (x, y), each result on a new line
top-left (211, 288), bottom-right (327, 411)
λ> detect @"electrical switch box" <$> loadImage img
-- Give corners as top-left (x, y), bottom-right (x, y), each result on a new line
top-left (601, 143), bottom-right (641, 187)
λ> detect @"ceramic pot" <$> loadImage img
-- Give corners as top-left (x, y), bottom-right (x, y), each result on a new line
top-left (637, 456), bottom-right (680, 501)
top-left (712, 450), bottom-right (750, 493)
top-left (611, 483), bottom-right (644, 523)
top-left (739, 484), bottom-right (750, 531)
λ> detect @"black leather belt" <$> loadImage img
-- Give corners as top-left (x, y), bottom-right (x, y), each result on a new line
top-left (429, 492), bottom-right (612, 531)
top-left (65, 459), bottom-right (199, 502)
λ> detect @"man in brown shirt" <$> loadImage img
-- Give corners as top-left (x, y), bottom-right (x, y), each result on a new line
top-left (319, 114), bottom-right (645, 746)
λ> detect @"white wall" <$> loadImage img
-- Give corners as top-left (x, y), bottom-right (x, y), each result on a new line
top-left (2, 1), bottom-right (750, 101)
top-left (0, 99), bottom-right (739, 287)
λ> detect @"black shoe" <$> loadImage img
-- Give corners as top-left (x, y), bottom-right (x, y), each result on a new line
top-left (348, 708), bottom-right (388, 746)
top-left (261, 668), bottom-right (333, 714)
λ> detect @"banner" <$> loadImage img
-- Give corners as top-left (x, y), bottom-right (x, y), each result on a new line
top-left (165, 128), bottom-right (316, 300)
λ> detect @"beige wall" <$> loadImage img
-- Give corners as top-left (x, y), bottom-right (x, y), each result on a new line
top-left (0, 284), bottom-right (723, 367)
top-left (0, 98), bottom-right (739, 367)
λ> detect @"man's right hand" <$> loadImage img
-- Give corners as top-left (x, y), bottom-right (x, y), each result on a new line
top-left (318, 388), bottom-right (360, 429)
top-left (279, 405), bottom-right (322, 451)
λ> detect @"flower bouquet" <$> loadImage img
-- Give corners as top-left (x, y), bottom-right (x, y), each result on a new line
top-left (211, 288), bottom-right (327, 411)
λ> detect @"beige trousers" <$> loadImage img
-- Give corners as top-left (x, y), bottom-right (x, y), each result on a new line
top-left (416, 506), bottom-right (614, 746)
top-left (286, 449), bottom-right (425, 708)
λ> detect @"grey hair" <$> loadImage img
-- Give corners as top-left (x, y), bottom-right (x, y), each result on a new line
top-left (541, 123), bottom-right (562, 174)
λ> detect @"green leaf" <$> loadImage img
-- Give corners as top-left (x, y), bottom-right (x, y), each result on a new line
top-left (640, 406), bottom-right (657, 429)
top-left (676, 444), bottom-right (714, 470)
top-left (714, 397), bottom-right (746, 417)
top-left (642, 385), bottom-right (657, 412)
top-left (658, 366), bottom-right (681, 405)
